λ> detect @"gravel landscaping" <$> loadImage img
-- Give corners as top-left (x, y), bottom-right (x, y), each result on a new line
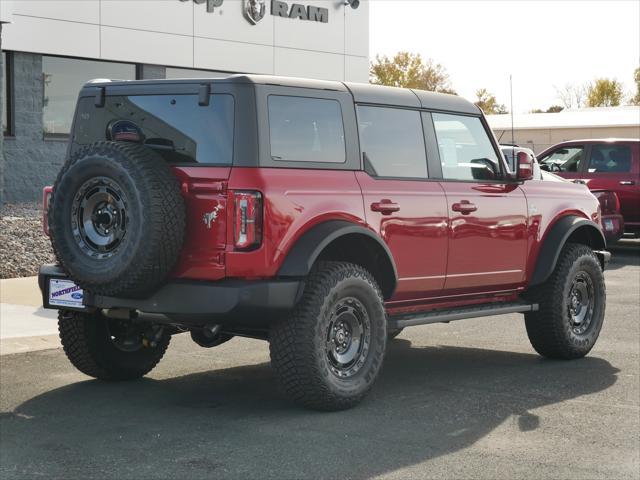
top-left (1, 203), bottom-right (55, 279)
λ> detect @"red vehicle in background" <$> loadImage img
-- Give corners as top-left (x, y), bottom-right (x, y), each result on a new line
top-left (538, 139), bottom-right (640, 238)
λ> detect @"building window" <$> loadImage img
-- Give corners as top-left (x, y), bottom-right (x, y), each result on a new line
top-left (42, 56), bottom-right (136, 137)
top-left (2, 51), bottom-right (12, 136)
top-left (165, 67), bottom-right (229, 79)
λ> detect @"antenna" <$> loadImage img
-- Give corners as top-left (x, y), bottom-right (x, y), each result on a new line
top-left (510, 74), bottom-right (515, 146)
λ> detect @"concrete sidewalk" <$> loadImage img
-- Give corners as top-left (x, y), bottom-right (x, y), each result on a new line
top-left (0, 277), bottom-right (60, 355)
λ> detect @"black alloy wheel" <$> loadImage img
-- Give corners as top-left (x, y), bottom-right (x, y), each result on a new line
top-left (72, 176), bottom-right (128, 259)
top-left (326, 297), bottom-right (371, 379)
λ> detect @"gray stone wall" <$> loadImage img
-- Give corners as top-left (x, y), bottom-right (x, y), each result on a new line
top-left (1, 24), bottom-right (5, 206)
top-left (3, 52), bottom-right (67, 203)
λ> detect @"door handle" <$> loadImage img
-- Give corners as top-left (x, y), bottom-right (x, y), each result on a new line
top-left (619, 180), bottom-right (635, 185)
top-left (371, 199), bottom-right (400, 215)
top-left (452, 200), bottom-right (477, 215)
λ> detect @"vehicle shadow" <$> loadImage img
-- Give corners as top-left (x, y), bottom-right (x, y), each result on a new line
top-left (607, 239), bottom-right (640, 270)
top-left (0, 340), bottom-right (619, 479)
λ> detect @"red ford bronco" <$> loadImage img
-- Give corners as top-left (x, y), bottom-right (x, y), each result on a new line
top-left (40, 75), bottom-right (610, 411)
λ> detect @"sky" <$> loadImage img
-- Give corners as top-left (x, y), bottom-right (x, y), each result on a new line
top-left (369, 0), bottom-right (640, 113)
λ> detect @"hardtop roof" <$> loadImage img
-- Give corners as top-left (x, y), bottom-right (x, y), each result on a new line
top-left (85, 74), bottom-right (480, 115)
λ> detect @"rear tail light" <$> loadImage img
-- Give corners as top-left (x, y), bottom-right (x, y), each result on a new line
top-left (233, 191), bottom-right (262, 250)
top-left (42, 186), bottom-right (53, 236)
top-left (593, 190), bottom-right (620, 216)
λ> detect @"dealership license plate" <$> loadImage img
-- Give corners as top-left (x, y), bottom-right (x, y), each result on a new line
top-left (48, 278), bottom-right (85, 309)
top-left (603, 219), bottom-right (614, 231)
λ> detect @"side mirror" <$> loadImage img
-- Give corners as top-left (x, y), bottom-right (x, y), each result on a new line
top-left (516, 151), bottom-right (534, 181)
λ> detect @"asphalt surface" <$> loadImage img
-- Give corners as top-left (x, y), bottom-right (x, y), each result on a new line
top-left (1, 241), bottom-right (638, 480)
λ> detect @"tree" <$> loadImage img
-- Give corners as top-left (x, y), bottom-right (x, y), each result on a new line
top-left (555, 83), bottom-right (587, 109)
top-left (586, 78), bottom-right (623, 107)
top-left (631, 68), bottom-right (640, 106)
top-left (546, 105), bottom-right (564, 113)
top-left (370, 52), bottom-right (456, 94)
top-left (474, 88), bottom-right (507, 115)
top-left (531, 105), bottom-right (564, 113)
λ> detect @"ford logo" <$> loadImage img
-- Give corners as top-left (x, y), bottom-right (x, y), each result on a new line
top-left (71, 292), bottom-right (83, 300)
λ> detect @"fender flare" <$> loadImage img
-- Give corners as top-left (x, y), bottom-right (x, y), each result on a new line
top-left (277, 220), bottom-right (398, 297)
top-left (530, 215), bottom-right (606, 287)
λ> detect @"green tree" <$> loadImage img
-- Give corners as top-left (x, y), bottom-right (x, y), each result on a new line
top-left (474, 88), bottom-right (507, 115)
top-left (631, 68), bottom-right (640, 105)
top-left (531, 105), bottom-right (564, 113)
top-left (370, 52), bottom-right (456, 94)
top-left (586, 78), bottom-right (624, 107)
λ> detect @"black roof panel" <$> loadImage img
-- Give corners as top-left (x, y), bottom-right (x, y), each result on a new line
top-left (411, 89), bottom-right (480, 115)
top-left (84, 74), bottom-right (480, 114)
top-left (344, 82), bottom-right (421, 108)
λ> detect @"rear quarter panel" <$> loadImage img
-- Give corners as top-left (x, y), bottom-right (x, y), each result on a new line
top-left (224, 168), bottom-right (366, 278)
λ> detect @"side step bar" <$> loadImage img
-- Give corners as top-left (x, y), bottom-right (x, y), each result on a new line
top-left (388, 301), bottom-right (539, 329)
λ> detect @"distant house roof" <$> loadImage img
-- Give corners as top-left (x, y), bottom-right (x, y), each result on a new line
top-left (486, 106), bottom-right (640, 130)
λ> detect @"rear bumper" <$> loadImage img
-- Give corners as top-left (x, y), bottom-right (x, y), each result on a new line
top-left (39, 264), bottom-right (303, 325)
top-left (601, 213), bottom-right (624, 243)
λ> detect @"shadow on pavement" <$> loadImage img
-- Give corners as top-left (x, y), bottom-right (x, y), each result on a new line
top-left (0, 340), bottom-right (620, 479)
top-left (607, 238), bottom-right (640, 270)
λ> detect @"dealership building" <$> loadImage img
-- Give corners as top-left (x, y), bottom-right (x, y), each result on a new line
top-left (0, 0), bottom-right (369, 204)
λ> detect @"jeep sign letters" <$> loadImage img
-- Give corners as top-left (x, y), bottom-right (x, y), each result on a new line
top-left (180, 0), bottom-right (224, 14)
top-left (184, 0), bottom-right (329, 24)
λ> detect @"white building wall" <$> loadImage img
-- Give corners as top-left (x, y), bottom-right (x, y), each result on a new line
top-left (1, 0), bottom-right (369, 81)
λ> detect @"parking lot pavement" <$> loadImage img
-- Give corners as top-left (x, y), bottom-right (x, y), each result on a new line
top-left (0, 241), bottom-right (638, 480)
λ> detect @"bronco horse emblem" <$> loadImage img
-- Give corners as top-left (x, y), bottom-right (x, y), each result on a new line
top-left (244, 0), bottom-right (266, 24)
top-left (202, 205), bottom-right (222, 229)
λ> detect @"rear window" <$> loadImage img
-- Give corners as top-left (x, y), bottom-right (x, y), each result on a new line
top-left (268, 95), bottom-right (346, 163)
top-left (73, 94), bottom-right (234, 164)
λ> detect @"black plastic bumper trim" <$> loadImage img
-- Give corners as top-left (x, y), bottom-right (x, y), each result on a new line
top-left (39, 264), bottom-right (303, 321)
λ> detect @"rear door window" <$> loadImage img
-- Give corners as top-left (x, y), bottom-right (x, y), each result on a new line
top-left (356, 106), bottom-right (428, 178)
top-left (587, 144), bottom-right (633, 173)
top-left (268, 95), bottom-right (346, 163)
top-left (431, 113), bottom-right (501, 181)
top-left (74, 94), bottom-right (235, 165)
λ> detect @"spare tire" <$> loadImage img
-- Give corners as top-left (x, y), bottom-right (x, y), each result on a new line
top-left (49, 141), bottom-right (186, 298)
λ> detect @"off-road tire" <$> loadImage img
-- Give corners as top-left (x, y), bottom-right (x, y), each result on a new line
top-left (524, 243), bottom-right (605, 359)
top-left (387, 327), bottom-right (404, 340)
top-left (270, 262), bottom-right (387, 411)
top-left (58, 310), bottom-right (170, 380)
top-left (49, 141), bottom-right (185, 298)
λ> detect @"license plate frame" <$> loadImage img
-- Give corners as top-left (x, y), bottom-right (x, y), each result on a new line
top-left (46, 277), bottom-right (86, 310)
